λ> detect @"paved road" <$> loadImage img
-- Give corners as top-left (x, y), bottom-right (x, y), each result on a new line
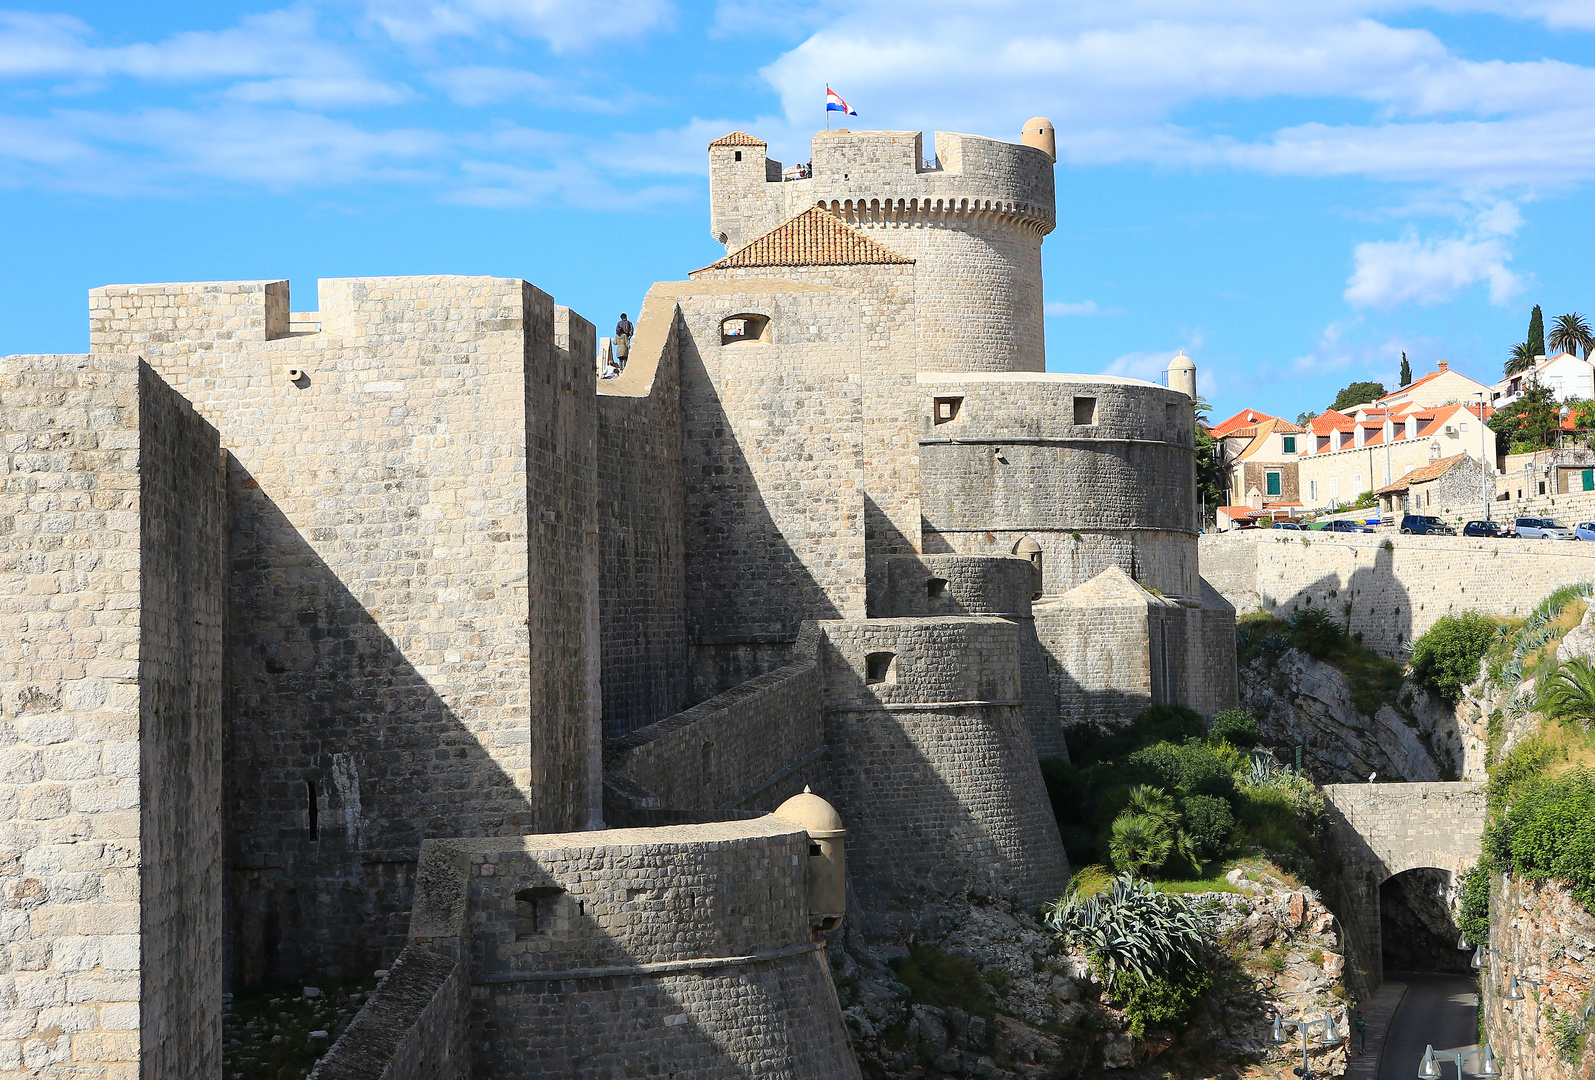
top-left (1379, 972), bottom-right (1482, 1080)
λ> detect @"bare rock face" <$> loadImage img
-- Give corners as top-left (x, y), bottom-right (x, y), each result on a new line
top-left (1240, 650), bottom-right (1461, 783)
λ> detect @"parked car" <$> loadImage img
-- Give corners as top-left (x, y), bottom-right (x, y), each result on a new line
top-left (1515, 517), bottom-right (1576, 540)
top-left (1327, 520), bottom-right (1374, 533)
top-left (1271, 522), bottom-right (1302, 530)
top-left (1463, 520), bottom-right (1512, 538)
top-left (1400, 514), bottom-right (1456, 535)
top-left (1575, 521), bottom-right (1595, 541)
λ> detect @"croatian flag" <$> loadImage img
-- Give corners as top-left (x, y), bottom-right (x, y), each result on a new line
top-left (826, 86), bottom-right (857, 116)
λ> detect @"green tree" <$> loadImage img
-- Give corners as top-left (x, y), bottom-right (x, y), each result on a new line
top-left (1409, 612), bottom-right (1500, 701)
top-left (1506, 341), bottom-right (1537, 376)
top-left (1399, 352), bottom-right (1412, 387)
top-left (1330, 380), bottom-right (1387, 412)
top-left (1567, 398), bottom-right (1595, 429)
top-left (1109, 813), bottom-right (1171, 877)
top-left (1489, 380), bottom-right (1562, 451)
top-left (1538, 657), bottom-right (1595, 731)
top-left (1529, 304), bottom-right (1546, 359)
top-left (1549, 312), bottom-right (1594, 359)
top-left (1294, 411), bottom-right (1315, 427)
top-left (1196, 427), bottom-right (1228, 515)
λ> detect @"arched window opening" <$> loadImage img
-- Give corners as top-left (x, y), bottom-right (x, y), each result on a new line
top-left (721, 313), bottom-right (772, 345)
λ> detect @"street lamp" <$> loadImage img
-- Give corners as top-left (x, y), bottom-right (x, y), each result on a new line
top-left (1419, 1043), bottom-right (1501, 1079)
top-left (1505, 973), bottom-right (1545, 1001)
top-left (1458, 935), bottom-right (1488, 970)
top-left (1270, 1012), bottom-right (1341, 1078)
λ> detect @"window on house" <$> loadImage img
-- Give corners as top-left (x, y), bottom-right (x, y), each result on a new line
top-left (865, 652), bottom-right (896, 685)
top-left (1266, 472), bottom-right (1282, 497)
top-left (1282, 436), bottom-right (1297, 454)
top-left (933, 397), bottom-right (962, 425)
top-left (1308, 480), bottom-right (1318, 501)
top-left (1073, 396), bottom-right (1097, 425)
top-left (734, 150), bottom-right (743, 161)
top-left (1540, 481), bottom-right (1547, 496)
top-left (1583, 469), bottom-right (1593, 492)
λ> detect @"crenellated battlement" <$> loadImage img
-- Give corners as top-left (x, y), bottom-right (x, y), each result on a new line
top-left (709, 128), bottom-right (1054, 252)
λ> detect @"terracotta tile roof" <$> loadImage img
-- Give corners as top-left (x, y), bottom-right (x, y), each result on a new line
top-left (1375, 453), bottom-right (1470, 495)
top-left (693, 207), bottom-right (914, 272)
top-left (1231, 417), bottom-right (1306, 462)
top-left (1211, 408), bottom-right (1278, 438)
top-left (708, 131), bottom-right (766, 148)
top-left (1308, 409), bottom-right (1355, 435)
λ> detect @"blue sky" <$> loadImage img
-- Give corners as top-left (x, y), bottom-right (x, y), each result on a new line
top-left (5, 1), bottom-right (1595, 421)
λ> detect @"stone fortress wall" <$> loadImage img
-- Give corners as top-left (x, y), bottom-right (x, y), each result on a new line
top-left (1202, 531), bottom-right (1595, 655)
top-left (0, 354), bottom-right (225, 1080)
top-left (2, 112), bottom-right (1244, 1080)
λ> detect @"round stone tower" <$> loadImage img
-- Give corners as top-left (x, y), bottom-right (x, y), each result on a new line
top-left (707, 124), bottom-right (1057, 373)
top-left (1167, 351), bottom-right (1197, 399)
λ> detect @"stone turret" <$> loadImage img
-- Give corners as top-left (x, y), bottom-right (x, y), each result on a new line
top-left (705, 125), bottom-right (1056, 372)
top-left (1168, 350), bottom-right (1197, 399)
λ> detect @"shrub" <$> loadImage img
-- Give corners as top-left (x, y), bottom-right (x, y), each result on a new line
top-left (1114, 965), bottom-right (1211, 1037)
top-left (1209, 708), bottom-right (1260, 748)
top-left (1287, 606), bottom-right (1343, 659)
top-left (1409, 612), bottom-right (1500, 701)
top-left (1485, 770), bottom-right (1595, 909)
top-left (888, 946), bottom-right (995, 1017)
top-left (1457, 862), bottom-right (1490, 947)
top-left (1128, 740), bottom-right (1236, 800)
top-left (1181, 794), bottom-right (1235, 860)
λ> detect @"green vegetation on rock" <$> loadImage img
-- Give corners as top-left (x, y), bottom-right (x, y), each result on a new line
top-left (1409, 612), bottom-right (1501, 702)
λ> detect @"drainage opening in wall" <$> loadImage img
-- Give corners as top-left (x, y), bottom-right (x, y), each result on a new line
top-left (865, 652), bottom-right (896, 685)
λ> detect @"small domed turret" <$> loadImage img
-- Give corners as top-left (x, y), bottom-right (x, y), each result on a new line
top-left (1167, 351), bottom-right (1197, 400)
top-left (1021, 117), bottom-right (1056, 162)
top-left (773, 787), bottom-right (846, 930)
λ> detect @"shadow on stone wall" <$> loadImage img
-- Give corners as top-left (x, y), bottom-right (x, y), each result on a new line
top-left (226, 464), bottom-right (542, 988)
top-left (1381, 868), bottom-right (1470, 974)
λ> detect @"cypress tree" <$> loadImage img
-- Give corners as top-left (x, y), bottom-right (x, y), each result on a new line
top-left (1529, 305), bottom-right (1546, 358)
top-left (1399, 352), bottom-right (1412, 387)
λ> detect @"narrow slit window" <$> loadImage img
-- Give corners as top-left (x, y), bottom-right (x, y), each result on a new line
top-left (734, 150), bottom-right (742, 161)
top-left (305, 780), bottom-right (318, 839)
top-left (1073, 396), bottom-right (1097, 426)
top-left (865, 652), bottom-right (895, 685)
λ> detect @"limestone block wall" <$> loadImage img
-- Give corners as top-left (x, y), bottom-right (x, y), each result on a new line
top-left (1481, 875), bottom-right (1595, 1080)
top-left (308, 945), bottom-right (469, 1080)
top-left (669, 278), bottom-right (879, 696)
top-left (1033, 567), bottom-right (1154, 728)
top-left (1321, 782), bottom-right (1485, 989)
top-left (0, 353), bottom-right (224, 1080)
top-left (88, 277), bottom-right (602, 984)
top-left (815, 617), bottom-right (1069, 925)
top-left (602, 656), bottom-right (823, 813)
top-left (1202, 532), bottom-right (1595, 656)
top-left (917, 373), bottom-right (1199, 599)
top-left (595, 289), bottom-right (688, 738)
top-left (878, 554), bottom-right (1066, 757)
top-left (708, 129), bottom-right (1054, 373)
top-left (1195, 579), bottom-right (1241, 718)
top-left (399, 821), bottom-right (861, 1080)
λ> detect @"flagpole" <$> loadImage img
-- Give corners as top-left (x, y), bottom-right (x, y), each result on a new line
top-left (826, 85), bottom-right (831, 131)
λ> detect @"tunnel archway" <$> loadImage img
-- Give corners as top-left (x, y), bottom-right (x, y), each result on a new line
top-left (1380, 867), bottom-right (1471, 975)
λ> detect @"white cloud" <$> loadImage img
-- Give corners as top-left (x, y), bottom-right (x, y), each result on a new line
top-left (1344, 201), bottom-right (1523, 309)
top-left (1100, 346), bottom-right (1197, 383)
top-left (364, 0), bottom-right (673, 51)
top-left (1045, 300), bottom-right (1123, 316)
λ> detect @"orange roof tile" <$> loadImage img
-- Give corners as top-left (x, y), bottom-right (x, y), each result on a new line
top-left (1232, 417), bottom-right (1306, 462)
top-left (693, 207), bottom-right (914, 272)
top-left (1374, 453), bottom-right (1471, 494)
top-left (1211, 408), bottom-right (1279, 437)
top-left (708, 131), bottom-right (766, 147)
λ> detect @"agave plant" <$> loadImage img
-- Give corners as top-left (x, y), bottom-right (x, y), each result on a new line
top-left (1043, 872), bottom-right (1210, 987)
top-left (1538, 657), bottom-right (1595, 731)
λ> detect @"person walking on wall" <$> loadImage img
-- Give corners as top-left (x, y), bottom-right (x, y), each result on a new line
top-left (614, 313), bottom-right (634, 369)
top-left (1354, 1011), bottom-right (1367, 1054)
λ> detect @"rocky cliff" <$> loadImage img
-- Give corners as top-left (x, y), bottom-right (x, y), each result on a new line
top-left (1482, 875), bottom-right (1595, 1080)
top-left (1240, 650), bottom-right (1463, 783)
top-left (832, 866), bottom-right (1352, 1079)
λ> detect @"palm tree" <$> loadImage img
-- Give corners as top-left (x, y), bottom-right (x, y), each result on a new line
top-left (1538, 656), bottom-right (1595, 731)
top-left (1548, 312), bottom-right (1594, 359)
top-left (1109, 814), bottom-right (1171, 878)
top-left (1505, 341), bottom-right (1536, 376)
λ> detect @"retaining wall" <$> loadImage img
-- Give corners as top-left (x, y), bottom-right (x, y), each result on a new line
top-left (1202, 532), bottom-right (1595, 655)
top-left (308, 945), bottom-right (469, 1080)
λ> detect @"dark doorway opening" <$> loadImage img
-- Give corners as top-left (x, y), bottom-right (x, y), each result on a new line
top-left (1381, 868), bottom-right (1471, 974)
